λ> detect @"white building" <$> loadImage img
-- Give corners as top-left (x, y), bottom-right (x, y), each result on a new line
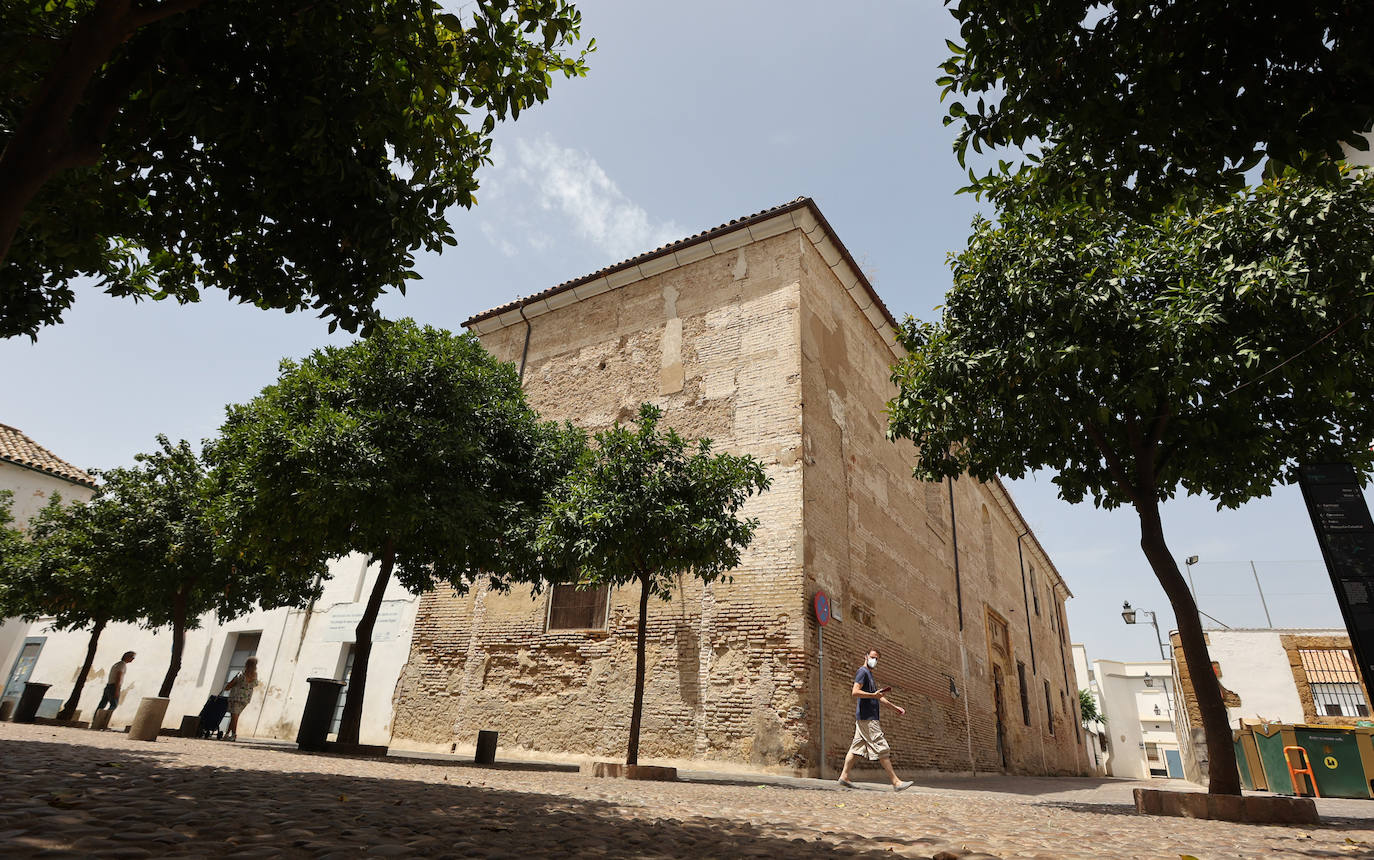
top-left (1071, 644), bottom-right (1108, 775)
top-left (9, 550), bottom-right (418, 748)
top-left (0, 423), bottom-right (97, 709)
top-left (1091, 658), bottom-right (1184, 780)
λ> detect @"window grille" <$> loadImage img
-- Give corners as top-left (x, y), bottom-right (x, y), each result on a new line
top-left (1299, 648), bottom-right (1369, 717)
top-left (547, 584), bottom-right (609, 630)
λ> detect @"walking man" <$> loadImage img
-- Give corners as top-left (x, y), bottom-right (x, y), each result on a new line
top-left (838, 648), bottom-right (914, 791)
top-left (96, 651), bottom-right (135, 711)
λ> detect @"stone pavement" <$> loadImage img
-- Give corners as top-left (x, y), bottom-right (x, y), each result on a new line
top-left (1, 723), bottom-right (1372, 859)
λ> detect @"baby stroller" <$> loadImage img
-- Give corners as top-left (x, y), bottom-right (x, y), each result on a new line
top-left (198, 694), bottom-right (230, 739)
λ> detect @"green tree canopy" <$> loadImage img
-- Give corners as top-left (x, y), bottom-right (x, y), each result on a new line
top-left (211, 318), bottom-right (585, 745)
top-left (97, 436), bottom-right (288, 698)
top-left (1079, 689), bottom-right (1103, 727)
top-left (0, 0), bottom-right (591, 340)
top-left (941, 1), bottom-right (1374, 207)
top-left (0, 493), bottom-right (142, 717)
top-left (888, 169), bottom-right (1374, 795)
top-left (536, 404), bottom-right (771, 765)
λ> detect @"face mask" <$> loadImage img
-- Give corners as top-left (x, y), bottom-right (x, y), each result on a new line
top-left (867, 657), bottom-right (878, 668)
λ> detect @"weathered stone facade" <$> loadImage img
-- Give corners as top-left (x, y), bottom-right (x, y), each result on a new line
top-left (390, 199), bottom-right (1086, 776)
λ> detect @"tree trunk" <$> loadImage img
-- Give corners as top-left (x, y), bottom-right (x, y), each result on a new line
top-left (626, 570), bottom-right (652, 766)
top-left (0, 1), bottom-right (135, 264)
top-left (336, 539), bottom-right (395, 746)
top-left (158, 589), bottom-right (188, 698)
top-left (1136, 496), bottom-right (1242, 795)
top-left (58, 616), bottom-right (106, 720)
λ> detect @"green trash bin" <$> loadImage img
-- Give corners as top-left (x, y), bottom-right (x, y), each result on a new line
top-left (1295, 726), bottom-right (1370, 799)
top-left (1253, 724), bottom-right (1298, 795)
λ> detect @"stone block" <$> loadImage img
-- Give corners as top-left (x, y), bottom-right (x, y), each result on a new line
top-left (1132, 788), bottom-right (1161, 815)
top-left (1135, 789), bottom-right (1319, 824)
top-left (1206, 794), bottom-right (1244, 821)
top-left (589, 762), bottom-right (677, 781)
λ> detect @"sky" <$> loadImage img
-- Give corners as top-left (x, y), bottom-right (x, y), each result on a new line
top-left (0, 1), bottom-right (1347, 672)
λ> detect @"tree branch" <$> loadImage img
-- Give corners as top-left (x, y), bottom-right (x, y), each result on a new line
top-left (1083, 418), bottom-right (1143, 508)
top-left (130, 0), bottom-right (211, 28)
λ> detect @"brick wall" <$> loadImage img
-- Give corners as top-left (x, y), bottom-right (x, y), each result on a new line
top-left (391, 232), bottom-right (812, 766)
top-left (796, 238), bottom-right (1083, 776)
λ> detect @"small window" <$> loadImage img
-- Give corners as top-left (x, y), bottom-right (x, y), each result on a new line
top-left (1017, 661), bottom-right (1031, 726)
top-left (1029, 567), bottom-right (1040, 615)
top-left (547, 584), bottom-right (609, 630)
top-left (1044, 680), bottom-right (1055, 735)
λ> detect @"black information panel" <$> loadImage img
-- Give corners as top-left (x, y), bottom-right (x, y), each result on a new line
top-left (1297, 463), bottom-right (1374, 693)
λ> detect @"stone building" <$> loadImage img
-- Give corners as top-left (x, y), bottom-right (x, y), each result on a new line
top-left (1169, 627), bottom-right (1371, 782)
top-left (390, 198), bottom-right (1086, 776)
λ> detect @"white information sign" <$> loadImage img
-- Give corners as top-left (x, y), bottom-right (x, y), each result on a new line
top-left (323, 601), bottom-right (406, 643)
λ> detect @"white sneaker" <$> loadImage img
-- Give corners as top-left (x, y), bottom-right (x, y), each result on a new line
top-left (893, 780), bottom-right (914, 792)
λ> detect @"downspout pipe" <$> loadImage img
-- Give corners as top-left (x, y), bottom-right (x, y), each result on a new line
top-left (948, 475), bottom-right (963, 630)
top-left (1017, 530), bottom-right (1036, 674)
top-left (517, 304), bottom-right (533, 381)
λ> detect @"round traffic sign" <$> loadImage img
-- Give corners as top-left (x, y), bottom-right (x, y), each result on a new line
top-left (814, 591), bottom-right (831, 626)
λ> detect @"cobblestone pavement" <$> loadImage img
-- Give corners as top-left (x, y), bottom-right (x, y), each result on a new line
top-left (1, 723), bottom-right (1372, 859)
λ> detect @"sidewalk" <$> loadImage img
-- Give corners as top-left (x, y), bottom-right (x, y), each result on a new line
top-left (1, 722), bottom-right (1371, 859)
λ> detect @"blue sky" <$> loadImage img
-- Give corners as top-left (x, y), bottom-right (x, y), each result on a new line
top-left (1, 1), bottom-right (1345, 671)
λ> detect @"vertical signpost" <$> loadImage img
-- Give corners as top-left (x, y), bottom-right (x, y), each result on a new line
top-left (814, 590), bottom-right (831, 779)
top-left (1296, 463), bottom-right (1374, 696)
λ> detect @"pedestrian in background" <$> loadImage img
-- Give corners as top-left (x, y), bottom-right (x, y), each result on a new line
top-left (96, 651), bottom-right (135, 711)
top-left (223, 657), bottom-right (258, 741)
top-left (837, 648), bottom-right (914, 792)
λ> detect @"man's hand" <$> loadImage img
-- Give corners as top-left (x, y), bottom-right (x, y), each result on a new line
top-left (895, 705), bottom-right (906, 716)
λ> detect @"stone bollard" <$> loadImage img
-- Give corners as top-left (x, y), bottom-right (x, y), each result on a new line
top-left (475, 730), bottom-right (498, 764)
top-left (90, 709), bottom-right (113, 731)
top-left (128, 697), bottom-right (171, 741)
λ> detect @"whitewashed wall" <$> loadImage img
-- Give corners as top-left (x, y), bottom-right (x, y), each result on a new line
top-left (13, 552), bottom-right (417, 747)
top-left (0, 462), bottom-right (95, 701)
top-left (1205, 629), bottom-right (1333, 725)
top-left (1094, 658), bottom-right (1180, 780)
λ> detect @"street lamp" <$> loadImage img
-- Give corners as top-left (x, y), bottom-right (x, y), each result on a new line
top-left (1121, 601), bottom-right (1169, 661)
top-left (1184, 555), bottom-right (1199, 602)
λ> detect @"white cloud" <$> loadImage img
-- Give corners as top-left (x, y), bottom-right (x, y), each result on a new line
top-left (480, 222), bottom-right (517, 257)
top-left (509, 137), bottom-right (681, 260)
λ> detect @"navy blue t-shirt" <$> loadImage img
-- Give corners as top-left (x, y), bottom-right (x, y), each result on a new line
top-left (855, 665), bottom-right (880, 720)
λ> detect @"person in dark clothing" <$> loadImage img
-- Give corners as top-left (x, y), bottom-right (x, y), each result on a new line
top-left (837, 648), bottom-right (913, 791)
top-left (96, 651), bottom-right (135, 711)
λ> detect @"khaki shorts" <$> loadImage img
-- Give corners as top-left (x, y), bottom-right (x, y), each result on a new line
top-left (848, 719), bottom-right (890, 760)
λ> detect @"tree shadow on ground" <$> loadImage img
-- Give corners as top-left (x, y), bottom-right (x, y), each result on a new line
top-left (0, 737), bottom-right (929, 859)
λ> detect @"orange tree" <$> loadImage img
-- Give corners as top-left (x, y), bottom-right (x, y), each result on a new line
top-left (888, 169), bottom-right (1374, 795)
top-left (211, 319), bottom-right (585, 746)
top-left (535, 404), bottom-right (770, 766)
top-left (0, 493), bottom-right (143, 718)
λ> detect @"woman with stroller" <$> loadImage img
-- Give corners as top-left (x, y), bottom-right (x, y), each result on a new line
top-left (224, 657), bottom-right (258, 742)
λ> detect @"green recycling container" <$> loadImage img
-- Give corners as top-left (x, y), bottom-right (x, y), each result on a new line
top-left (1295, 726), bottom-right (1371, 799)
top-left (1252, 724), bottom-right (1299, 795)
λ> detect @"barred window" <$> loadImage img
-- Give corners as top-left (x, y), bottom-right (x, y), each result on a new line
top-left (1044, 680), bottom-right (1055, 735)
top-left (547, 585), bottom-right (609, 630)
top-left (1299, 648), bottom-right (1370, 717)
